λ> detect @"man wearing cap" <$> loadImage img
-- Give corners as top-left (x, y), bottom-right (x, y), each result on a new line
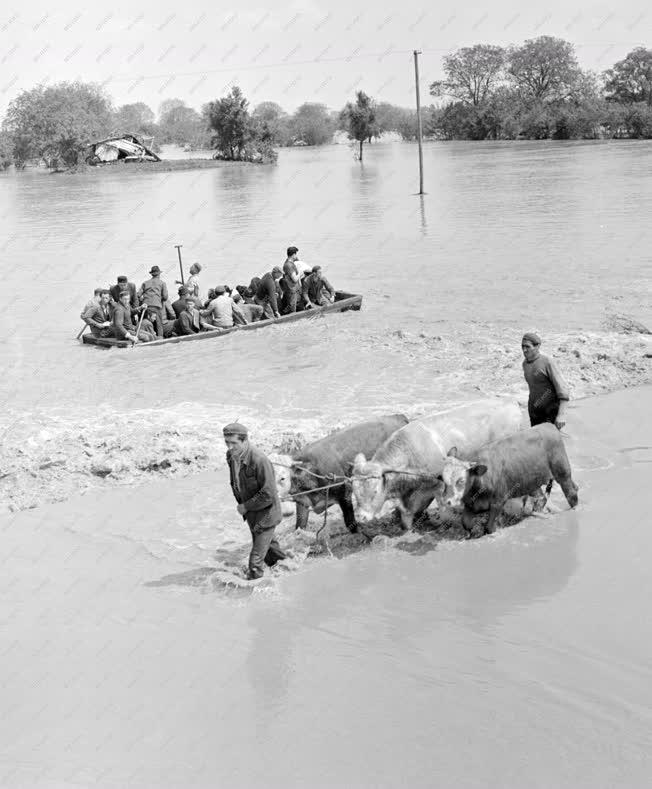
top-left (255, 267), bottom-right (284, 319)
top-left (113, 290), bottom-right (156, 343)
top-left (223, 423), bottom-right (286, 580)
top-left (171, 286), bottom-right (190, 319)
top-left (139, 265), bottom-right (169, 338)
top-left (109, 276), bottom-right (138, 311)
top-left (302, 265), bottom-right (335, 309)
top-left (280, 245), bottom-right (301, 314)
top-left (521, 332), bottom-right (569, 429)
top-left (202, 285), bottom-right (247, 329)
top-left (82, 289), bottom-right (114, 337)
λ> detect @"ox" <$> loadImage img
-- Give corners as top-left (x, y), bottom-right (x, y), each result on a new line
top-left (460, 423), bottom-right (579, 537)
top-left (351, 399), bottom-right (523, 530)
top-left (273, 414), bottom-right (409, 532)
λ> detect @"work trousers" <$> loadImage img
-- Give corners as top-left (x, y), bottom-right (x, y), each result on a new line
top-left (281, 284), bottom-right (300, 314)
top-left (528, 401), bottom-right (559, 427)
top-left (249, 526), bottom-right (286, 579)
top-left (254, 296), bottom-right (276, 320)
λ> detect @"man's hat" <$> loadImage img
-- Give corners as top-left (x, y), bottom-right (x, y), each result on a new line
top-left (272, 266), bottom-right (283, 276)
top-left (98, 288), bottom-right (110, 295)
top-left (178, 286), bottom-right (189, 296)
top-left (149, 265), bottom-right (161, 275)
top-left (223, 422), bottom-right (249, 437)
top-left (117, 275), bottom-right (128, 283)
top-left (522, 332), bottom-right (541, 346)
top-left (214, 285), bottom-right (226, 295)
top-left (311, 265), bottom-right (322, 273)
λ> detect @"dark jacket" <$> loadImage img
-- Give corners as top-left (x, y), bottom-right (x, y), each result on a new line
top-left (139, 276), bottom-right (169, 308)
top-left (303, 272), bottom-right (335, 304)
top-left (83, 302), bottom-right (113, 336)
top-left (173, 308), bottom-right (201, 335)
top-left (109, 282), bottom-right (138, 310)
top-left (227, 444), bottom-right (282, 533)
top-left (171, 297), bottom-right (188, 318)
top-left (256, 272), bottom-right (281, 314)
top-left (113, 303), bottom-right (136, 340)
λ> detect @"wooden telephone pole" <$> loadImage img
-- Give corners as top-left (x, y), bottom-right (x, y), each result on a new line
top-left (413, 49), bottom-right (425, 195)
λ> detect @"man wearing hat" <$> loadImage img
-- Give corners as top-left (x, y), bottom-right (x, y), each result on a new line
top-left (139, 265), bottom-right (169, 338)
top-left (255, 267), bottom-right (284, 319)
top-left (223, 423), bottom-right (286, 580)
top-left (109, 275), bottom-right (138, 311)
top-left (521, 332), bottom-right (569, 429)
top-left (302, 265), bottom-right (335, 309)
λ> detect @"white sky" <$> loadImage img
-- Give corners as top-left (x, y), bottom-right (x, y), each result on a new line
top-left (0, 0), bottom-right (650, 117)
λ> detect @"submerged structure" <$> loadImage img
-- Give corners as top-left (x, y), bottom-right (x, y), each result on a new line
top-left (86, 134), bottom-right (160, 165)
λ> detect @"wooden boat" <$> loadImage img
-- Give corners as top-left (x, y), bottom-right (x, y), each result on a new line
top-left (82, 291), bottom-right (363, 349)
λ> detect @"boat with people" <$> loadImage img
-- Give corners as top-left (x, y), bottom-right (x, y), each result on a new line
top-left (82, 290), bottom-right (362, 349)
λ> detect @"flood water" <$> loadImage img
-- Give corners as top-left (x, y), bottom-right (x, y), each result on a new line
top-left (1, 140), bottom-right (651, 787)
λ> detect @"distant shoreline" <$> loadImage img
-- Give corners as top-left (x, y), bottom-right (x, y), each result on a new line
top-left (52, 158), bottom-right (264, 175)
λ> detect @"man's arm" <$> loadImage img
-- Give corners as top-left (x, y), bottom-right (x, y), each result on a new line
top-left (177, 312), bottom-right (193, 335)
top-left (241, 455), bottom-right (279, 512)
top-left (302, 275), bottom-right (313, 306)
top-left (266, 278), bottom-right (279, 316)
top-left (322, 276), bottom-right (335, 298)
top-left (232, 302), bottom-right (248, 325)
top-left (161, 282), bottom-right (169, 302)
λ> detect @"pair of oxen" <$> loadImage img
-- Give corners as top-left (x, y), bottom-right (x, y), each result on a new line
top-left (273, 399), bottom-right (579, 538)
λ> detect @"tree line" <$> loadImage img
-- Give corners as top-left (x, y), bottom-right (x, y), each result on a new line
top-left (428, 37), bottom-right (652, 140)
top-left (1, 37), bottom-right (651, 169)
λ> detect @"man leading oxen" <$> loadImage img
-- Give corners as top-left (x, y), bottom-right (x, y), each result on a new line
top-left (351, 399), bottom-right (523, 531)
top-left (272, 414), bottom-right (409, 533)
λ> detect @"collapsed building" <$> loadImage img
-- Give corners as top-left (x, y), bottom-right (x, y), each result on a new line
top-left (86, 134), bottom-right (160, 165)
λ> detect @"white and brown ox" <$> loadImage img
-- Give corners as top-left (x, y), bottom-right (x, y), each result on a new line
top-left (272, 414), bottom-right (409, 532)
top-left (351, 399), bottom-right (523, 530)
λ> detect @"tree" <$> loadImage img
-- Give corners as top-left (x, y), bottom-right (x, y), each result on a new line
top-left (374, 102), bottom-right (419, 140)
top-left (204, 86), bottom-right (251, 159)
top-left (430, 44), bottom-right (506, 106)
top-left (113, 102), bottom-right (155, 134)
top-left (2, 81), bottom-right (113, 167)
top-left (251, 102), bottom-right (290, 145)
top-left (339, 91), bottom-right (377, 161)
top-left (288, 103), bottom-right (335, 145)
top-left (158, 102), bottom-right (208, 147)
top-left (507, 36), bottom-right (581, 102)
top-left (604, 47), bottom-right (652, 106)
top-left (158, 98), bottom-right (186, 122)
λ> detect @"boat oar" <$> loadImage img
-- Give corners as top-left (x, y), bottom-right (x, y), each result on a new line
top-left (76, 324), bottom-right (88, 340)
top-left (175, 244), bottom-right (185, 285)
top-left (132, 306), bottom-right (147, 346)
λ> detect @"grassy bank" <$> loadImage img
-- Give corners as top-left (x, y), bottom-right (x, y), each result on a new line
top-left (56, 158), bottom-right (263, 175)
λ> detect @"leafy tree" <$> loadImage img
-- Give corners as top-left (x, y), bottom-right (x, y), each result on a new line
top-left (2, 81), bottom-right (113, 167)
top-left (373, 102), bottom-right (418, 140)
top-left (288, 103), bottom-right (335, 145)
top-left (0, 131), bottom-right (13, 169)
top-left (158, 98), bottom-right (186, 121)
top-left (159, 102), bottom-right (208, 147)
top-left (204, 86), bottom-right (251, 159)
top-left (507, 36), bottom-right (581, 102)
top-left (430, 44), bottom-right (506, 105)
top-left (604, 47), bottom-right (652, 106)
top-left (251, 102), bottom-right (290, 145)
top-left (113, 102), bottom-right (155, 134)
top-left (340, 91), bottom-right (377, 161)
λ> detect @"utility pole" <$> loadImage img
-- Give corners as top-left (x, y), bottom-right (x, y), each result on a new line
top-left (413, 49), bottom-right (425, 195)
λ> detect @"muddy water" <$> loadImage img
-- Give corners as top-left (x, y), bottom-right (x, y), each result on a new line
top-left (1, 386), bottom-right (651, 788)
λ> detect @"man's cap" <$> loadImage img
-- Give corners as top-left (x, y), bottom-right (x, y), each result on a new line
top-left (522, 332), bottom-right (541, 346)
top-left (232, 291), bottom-right (242, 302)
top-left (214, 285), bottom-right (226, 295)
top-left (311, 265), bottom-right (322, 273)
top-left (98, 288), bottom-right (110, 295)
top-left (93, 287), bottom-right (104, 295)
top-left (272, 266), bottom-right (283, 276)
top-left (178, 286), bottom-right (189, 295)
top-left (223, 422), bottom-right (249, 437)
top-left (149, 265), bottom-right (161, 275)
top-left (117, 275), bottom-right (128, 283)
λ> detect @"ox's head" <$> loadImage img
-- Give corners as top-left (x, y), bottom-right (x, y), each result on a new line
top-left (351, 453), bottom-right (387, 523)
top-left (461, 463), bottom-right (491, 518)
top-left (439, 446), bottom-right (473, 508)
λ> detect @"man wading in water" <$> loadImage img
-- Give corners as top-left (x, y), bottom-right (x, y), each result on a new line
top-left (522, 332), bottom-right (569, 429)
top-left (224, 423), bottom-right (287, 580)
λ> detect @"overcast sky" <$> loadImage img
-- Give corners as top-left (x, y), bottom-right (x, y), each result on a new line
top-left (1, 0), bottom-right (650, 117)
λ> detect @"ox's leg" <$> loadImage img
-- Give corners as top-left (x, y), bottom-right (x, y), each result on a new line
top-left (550, 459), bottom-right (579, 509)
top-left (484, 504), bottom-right (501, 535)
top-left (338, 492), bottom-right (358, 534)
top-left (410, 488), bottom-right (438, 530)
top-left (295, 502), bottom-right (310, 530)
top-left (396, 499), bottom-right (414, 531)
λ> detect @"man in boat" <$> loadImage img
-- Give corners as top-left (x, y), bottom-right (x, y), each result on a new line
top-left (80, 288), bottom-right (103, 319)
top-left (255, 267), bottom-right (283, 319)
top-left (173, 296), bottom-right (216, 335)
top-left (109, 276), bottom-right (138, 310)
top-left (224, 422), bottom-right (287, 580)
top-left (280, 245), bottom-right (301, 314)
top-left (233, 290), bottom-right (264, 323)
top-left (82, 289), bottom-right (114, 337)
top-left (139, 265), bottom-right (169, 338)
top-left (113, 290), bottom-right (156, 343)
top-left (171, 286), bottom-right (189, 319)
top-left (201, 285), bottom-right (247, 329)
top-left (180, 262), bottom-right (202, 301)
top-left (302, 265), bottom-right (335, 309)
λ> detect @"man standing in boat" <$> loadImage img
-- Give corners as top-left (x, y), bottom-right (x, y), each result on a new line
top-left (302, 265), bottom-right (335, 309)
top-left (280, 245), bottom-right (301, 314)
top-left (139, 265), bottom-right (169, 338)
top-left (109, 276), bottom-right (138, 311)
top-left (223, 422), bottom-right (287, 580)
